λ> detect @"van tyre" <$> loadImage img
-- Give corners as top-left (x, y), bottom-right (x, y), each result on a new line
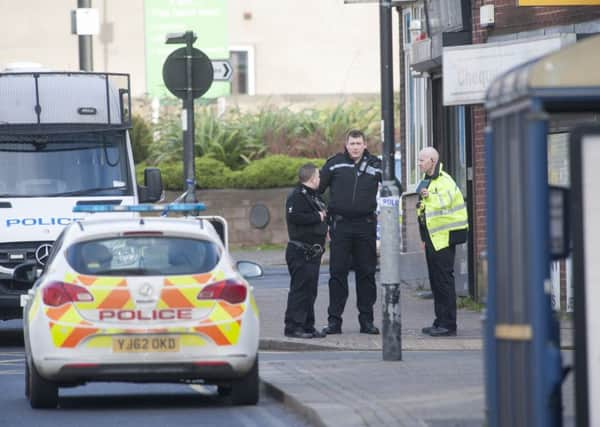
top-left (28, 361), bottom-right (58, 409)
top-left (230, 356), bottom-right (259, 406)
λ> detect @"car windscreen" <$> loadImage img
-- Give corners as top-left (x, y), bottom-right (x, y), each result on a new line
top-left (66, 236), bottom-right (221, 276)
top-left (0, 131), bottom-right (131, 197)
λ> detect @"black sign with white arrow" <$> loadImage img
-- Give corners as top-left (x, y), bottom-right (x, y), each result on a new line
top-left (211, 60), bottom-right (233, 81)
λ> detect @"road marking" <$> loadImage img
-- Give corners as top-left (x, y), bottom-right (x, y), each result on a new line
top-left (0, 370), bottom-right (23, 375)
top-left (0, 358), bottom-right (25, 364)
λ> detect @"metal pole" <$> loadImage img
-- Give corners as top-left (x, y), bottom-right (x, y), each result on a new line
top-left (77, 0), bottom-right (93, 71)
top-left (379, 0), bottom-right (402, 361)
top-left (183, 32), bottom-right (196, 203)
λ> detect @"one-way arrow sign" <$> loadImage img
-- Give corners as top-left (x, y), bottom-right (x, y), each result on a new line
top-left (212, 60), bottom-right (233, 81)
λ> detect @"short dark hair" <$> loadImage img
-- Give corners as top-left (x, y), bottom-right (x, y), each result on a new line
top-left (298, 163), bottom-right (318, 184)
top-left (346, 129), bottom-right (366, 142)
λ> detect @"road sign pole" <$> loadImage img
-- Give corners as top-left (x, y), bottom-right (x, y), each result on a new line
top-left (183, 32), bottom-right (196, 203)
top-left (379, 0), bottom-right (402, 361)
top-left (163, 31), bottom-right (216, 203)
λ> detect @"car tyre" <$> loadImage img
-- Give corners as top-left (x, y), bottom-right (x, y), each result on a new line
top-left (25, 361), bottom-right (31, 398)
top-left (28, 361), bottom-right (59, 409)
top-left (230, 356), bottom-right (259, 406)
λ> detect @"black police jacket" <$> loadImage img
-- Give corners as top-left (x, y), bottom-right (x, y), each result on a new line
top-left (318, 149), bottom-right (382, 218)
top-left (286, 184), bottom-right (328, 246)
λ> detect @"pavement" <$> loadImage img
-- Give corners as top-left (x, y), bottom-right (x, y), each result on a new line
top-left (232, 247), bottom-right (575, 427)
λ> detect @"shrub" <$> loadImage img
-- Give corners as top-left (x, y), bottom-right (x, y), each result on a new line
top-left (130, 115), bottom-right (152, 164)
top-left (230, 156), bottom-right (325, 189)
top-left (194, 156), bottom-right (233, 188)
top-left (142, 101), bottom-right (381, 167)
top-left (138, 155), bottom-right (326, 190)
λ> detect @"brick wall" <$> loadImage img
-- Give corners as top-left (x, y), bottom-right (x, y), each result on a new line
top-left (166, 188), bottom-right (290, 247)
top-left (492, 0), bottom-right (600, 34)
top-left (471, 1), bottom-right (488, 260)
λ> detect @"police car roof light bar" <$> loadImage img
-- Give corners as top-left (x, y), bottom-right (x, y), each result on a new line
top-left (73, 203), bottom-right (206, 213)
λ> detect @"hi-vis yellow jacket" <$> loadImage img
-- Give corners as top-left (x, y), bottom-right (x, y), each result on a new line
top-left (417, 163), bottom-right (468, 251)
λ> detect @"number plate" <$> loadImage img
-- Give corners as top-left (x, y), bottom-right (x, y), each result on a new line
top-left (112, 336), bottom-right (180, 353)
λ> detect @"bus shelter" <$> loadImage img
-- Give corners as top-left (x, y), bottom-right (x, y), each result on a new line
top-left (484, 34), bottom-right (600, 427)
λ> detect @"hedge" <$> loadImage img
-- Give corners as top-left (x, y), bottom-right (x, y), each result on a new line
top-left (136, 155), bottom-right (325, 191)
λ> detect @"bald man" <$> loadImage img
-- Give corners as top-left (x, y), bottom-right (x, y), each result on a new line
top-left (417, 147), bottom-right (468, 337)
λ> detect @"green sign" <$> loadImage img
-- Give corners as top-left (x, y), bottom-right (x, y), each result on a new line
top-left (144, 0), bottom-right (229, 99)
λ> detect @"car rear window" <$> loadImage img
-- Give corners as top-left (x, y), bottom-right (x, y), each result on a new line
top-left (66, 236), bottom-right (221, 276)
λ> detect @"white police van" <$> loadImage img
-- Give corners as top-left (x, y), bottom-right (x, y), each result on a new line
top-left (0, 69), bottom-right (162, 320)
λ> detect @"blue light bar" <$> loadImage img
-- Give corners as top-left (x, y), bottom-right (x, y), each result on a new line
top-left (73, 203), bottom-right (206, 213)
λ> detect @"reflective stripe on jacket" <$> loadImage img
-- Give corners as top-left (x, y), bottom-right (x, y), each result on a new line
top-left (417, 165), bottom-right (468, 251)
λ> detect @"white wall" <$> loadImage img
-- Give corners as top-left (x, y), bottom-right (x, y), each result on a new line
top-left (0, 0), bottom-right (399, 97)
top-left (229, 0), bottom-right (400, 95)
top-left (0, 0), bottom-right (147, 95)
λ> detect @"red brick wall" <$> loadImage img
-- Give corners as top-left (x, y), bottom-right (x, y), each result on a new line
top-left (492, 1), bottom-right (600, 34)
top-left (471, 1), bottom-right (488, 260)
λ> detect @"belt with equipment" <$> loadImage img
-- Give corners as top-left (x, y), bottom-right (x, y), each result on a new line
top-left (289, 240), bottom-right (324, 260)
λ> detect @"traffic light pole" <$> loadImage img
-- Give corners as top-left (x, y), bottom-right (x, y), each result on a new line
top-left (379, 0), bottom-right (402, 361)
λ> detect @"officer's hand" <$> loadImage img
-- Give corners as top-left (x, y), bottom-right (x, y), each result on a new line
top-left (420, 188), bottom-right (429, 198)
top-left (319, 211), bottom-right (326, 222)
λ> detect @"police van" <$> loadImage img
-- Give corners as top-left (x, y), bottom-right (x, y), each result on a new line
top-left (0, 69), bottom-right (162, 320)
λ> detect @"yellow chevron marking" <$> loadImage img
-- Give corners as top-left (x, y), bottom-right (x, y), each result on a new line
top-left (181, 335), bottom-right (208, 347)
top-left (165, 275), bottom-right (196, 286)
top-left (85, 336), bottom-right (112, 348)
top-left (208, 304), bottom-right (241, 344)
top-left (28, 295), bottom-right (40, 324)
top-left (250, 295), bottom-right (260, 318)
top-left (50, 323), bottom-right (72, 347)
top-left (59, 306), bottom-right (84, 324)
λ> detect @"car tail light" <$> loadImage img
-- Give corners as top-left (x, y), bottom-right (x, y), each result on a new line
top-left (42, 281), bottom-right (94, 307)
top-left (197, 280), bottom-right (247, 304)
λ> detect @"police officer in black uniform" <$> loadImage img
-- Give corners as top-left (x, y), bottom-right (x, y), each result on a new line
top-left (319, 129), bottom-right (382, 335)
top-left (284, 163), bottom-right (328, 339)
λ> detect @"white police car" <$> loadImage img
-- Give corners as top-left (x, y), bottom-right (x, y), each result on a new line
top-left (20, 203), bottom-right (262, 408)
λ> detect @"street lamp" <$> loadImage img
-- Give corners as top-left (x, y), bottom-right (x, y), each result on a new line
top-left (165, 31), bottom-right (198, 203)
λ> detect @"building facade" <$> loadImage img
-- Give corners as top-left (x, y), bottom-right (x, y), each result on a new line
top-left (0, 0), bottom-right (399, 97)
top-left (400, 0), bottom-right (600, 303)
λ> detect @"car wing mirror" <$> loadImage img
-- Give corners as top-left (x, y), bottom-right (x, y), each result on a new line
top-left (236, 261), bottom-right (263, 279)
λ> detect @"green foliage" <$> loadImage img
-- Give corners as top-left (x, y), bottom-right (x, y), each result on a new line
top-left (138, 155), bottom-right (325, 191)
top-left (141, 100), bottom-right (380, 169)
top-left (133, 99), bottom-right (380, 190)
top-left (194, 156), bottom-right (233, 189)
top-left (130, 115), bottom-right (152, 164)
top-left (230, 155), bottom-right (325, 189)
top-left (457, 296), bottom-right (484, 312)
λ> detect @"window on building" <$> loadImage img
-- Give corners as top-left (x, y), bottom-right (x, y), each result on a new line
top-left (403, 6), bottom-right (430, 192)
top-left (229, 45), bottom-right (255, 95)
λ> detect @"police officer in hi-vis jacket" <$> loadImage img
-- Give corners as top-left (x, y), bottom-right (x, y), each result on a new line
top-left (417, 146), bottom-right (468, 337)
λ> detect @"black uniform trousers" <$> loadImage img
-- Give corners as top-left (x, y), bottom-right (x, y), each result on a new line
top-left (327, 217), bottom-right (377, 327)
top-left (425, 243), bottom-right (457, 331)
top-left (284, 244), bottom-right (322, 332)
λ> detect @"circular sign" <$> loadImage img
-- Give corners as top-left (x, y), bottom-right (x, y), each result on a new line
top-left (162, 47), bottom-right (214, 99)
top-left (249, 204), bottom-right (271, 229)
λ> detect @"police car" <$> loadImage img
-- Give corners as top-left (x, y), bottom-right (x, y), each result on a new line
top-left (20, 203), bottom-right (262, 408)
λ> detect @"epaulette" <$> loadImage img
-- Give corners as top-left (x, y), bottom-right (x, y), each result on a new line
top-left (325, 153), bottom-right (339, 163)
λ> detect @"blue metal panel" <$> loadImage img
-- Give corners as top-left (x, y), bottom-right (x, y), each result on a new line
top-left (525, 101), bottom-right (552, 427)
top-left (484, 124), bottom-right (498, 427)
